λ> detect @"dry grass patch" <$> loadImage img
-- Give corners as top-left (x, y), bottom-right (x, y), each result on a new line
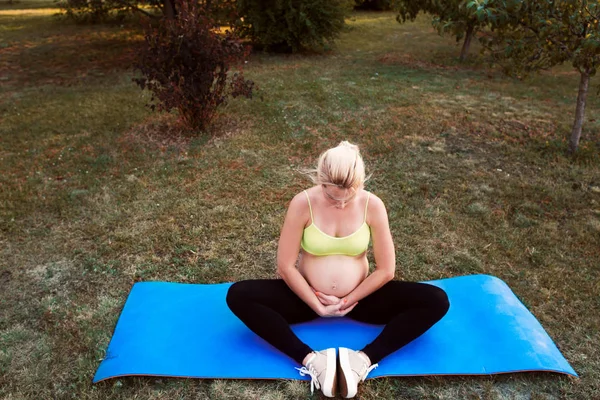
top-left (0, 324), bottom-right (52, 393)
top-left (0, 26), bottom-right (142, 87)
top-left (209, 380), bottom-right (305, 400)
top-left (378, 52), bottom-right (472, 72)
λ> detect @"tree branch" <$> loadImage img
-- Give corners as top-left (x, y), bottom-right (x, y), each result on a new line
top-left (583, 4), bottom-right (598, 19)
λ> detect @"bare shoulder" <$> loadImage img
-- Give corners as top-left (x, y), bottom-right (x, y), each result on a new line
top-left (365, 192), bottom-right (389, 224)
top-left (366, 192), bottom-right (387, 212)
top-left (289, 190), bottom-right (308, 208)
top-left (286, 190), bottom-right (311, 220)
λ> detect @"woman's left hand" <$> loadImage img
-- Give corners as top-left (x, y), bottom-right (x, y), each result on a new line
top-left (338, 296), bottom-right (356, 311)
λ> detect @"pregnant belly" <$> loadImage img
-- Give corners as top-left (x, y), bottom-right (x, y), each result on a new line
top-left (298, 253), bottom-right (369, 297)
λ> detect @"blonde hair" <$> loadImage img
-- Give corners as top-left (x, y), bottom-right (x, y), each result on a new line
top-left (308, 141), bottom-right (367, 189)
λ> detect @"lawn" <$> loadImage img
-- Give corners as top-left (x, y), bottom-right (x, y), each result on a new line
top-left (1, 2), bottom-right (599, 399)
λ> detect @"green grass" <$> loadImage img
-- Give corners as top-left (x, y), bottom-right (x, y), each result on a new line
top-left (1, 3), bottom-right (599, 399)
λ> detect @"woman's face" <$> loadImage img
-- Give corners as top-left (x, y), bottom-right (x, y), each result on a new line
top-left (321, 185), bottom-right (357, 209)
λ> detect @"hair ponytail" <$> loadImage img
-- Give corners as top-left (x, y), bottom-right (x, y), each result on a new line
top-left (304, 141), bottom-right (367, 189)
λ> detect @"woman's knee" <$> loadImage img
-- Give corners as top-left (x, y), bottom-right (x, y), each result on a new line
top-left (428, 286), bottom-right (450, 319)
top-left (226, 280), bottom-right (253, 310)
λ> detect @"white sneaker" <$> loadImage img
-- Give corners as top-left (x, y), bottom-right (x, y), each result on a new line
top-left (338, 347), bottom-right (378, 398)
top-left (295, 348), bottom-right (337, 397)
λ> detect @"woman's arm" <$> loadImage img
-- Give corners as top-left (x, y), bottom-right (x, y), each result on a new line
top-left (277, 193), bottom-right (330, 315)
top-left (340, 194), bottom-right (395, 309)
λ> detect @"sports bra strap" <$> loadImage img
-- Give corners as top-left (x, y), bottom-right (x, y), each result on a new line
top-left (364, 192), bottom-right (371, 222)
top-left (303, 190), bottom-right (314, 222)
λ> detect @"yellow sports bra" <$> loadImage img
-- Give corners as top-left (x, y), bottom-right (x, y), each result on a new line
top-left (300, 190), bottom-right (371, 256)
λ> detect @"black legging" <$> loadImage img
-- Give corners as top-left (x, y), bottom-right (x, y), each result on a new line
top-left (226, 279), bottom-right (449, 365)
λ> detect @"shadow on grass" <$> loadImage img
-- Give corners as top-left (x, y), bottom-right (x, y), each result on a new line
top-left (1, 29), bottom-right (142, 87)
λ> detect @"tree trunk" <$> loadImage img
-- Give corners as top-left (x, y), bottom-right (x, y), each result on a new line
top-left (569, 70), bottom-right (590, 154)
top-left (163, 0), bottom-right (177, 19)
top-left (460, 24), bottom-right (475, 62)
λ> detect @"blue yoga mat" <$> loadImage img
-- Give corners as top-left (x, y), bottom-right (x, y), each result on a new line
top-left (93, 274), bottom-right (577, 382)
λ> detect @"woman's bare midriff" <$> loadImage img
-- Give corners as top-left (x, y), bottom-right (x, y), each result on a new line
top-left (298, 252), bottom-right (368, 297)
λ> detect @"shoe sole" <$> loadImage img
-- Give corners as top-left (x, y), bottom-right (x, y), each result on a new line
top-left (322, 348), bottom-right (337, 398)
top-left (338, 347), bottom-right (357, 398)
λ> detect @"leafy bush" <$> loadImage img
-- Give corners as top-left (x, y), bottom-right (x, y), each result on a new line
top-left (235, 0), bottom-right (354, 52)
top-left (133, 0), bottom-right (255, 131)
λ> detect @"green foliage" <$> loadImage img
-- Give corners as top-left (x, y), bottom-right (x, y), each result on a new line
top-left (133, 0), bottom-right (255, 131)
top-left (235, 0), bottom-right (354, 52)
top-left (396, 0), bottom-right (472, 40)
top-left (398, 0), bottom-right (470, 30)
top-left (474, 0), bottom-right (600, 77)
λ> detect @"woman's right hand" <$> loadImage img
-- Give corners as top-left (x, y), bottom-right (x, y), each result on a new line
top-left (313, 290), bottom-right (342, 306)
top-left (316, 301), bottom-right (358, 318)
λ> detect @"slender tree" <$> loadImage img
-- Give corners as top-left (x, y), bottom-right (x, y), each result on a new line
top-left (475, 0), bottom-right (599, 153)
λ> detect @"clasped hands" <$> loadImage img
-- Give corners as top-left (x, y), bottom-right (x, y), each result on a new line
top-left (312, 288), bottom-right (358, 318)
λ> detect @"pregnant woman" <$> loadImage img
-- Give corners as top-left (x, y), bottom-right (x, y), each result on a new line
top-left (226, 141), bottom-right (449, 398)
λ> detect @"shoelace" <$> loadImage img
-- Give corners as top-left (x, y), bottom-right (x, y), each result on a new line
top-left (360, 362), bottom-right (379, 382)
top-left (295, 365), bottom-right (320, 394)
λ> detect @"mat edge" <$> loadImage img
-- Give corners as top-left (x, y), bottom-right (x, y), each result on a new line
top-left (92, 368), bottom-right (579, 384)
